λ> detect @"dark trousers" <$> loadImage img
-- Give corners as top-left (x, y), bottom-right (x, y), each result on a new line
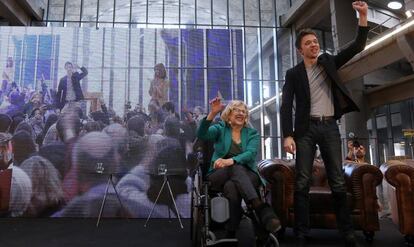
top-left (207, 165), bottom-right (260, 231)
top-left (294, 119), bottom-right (353, 236)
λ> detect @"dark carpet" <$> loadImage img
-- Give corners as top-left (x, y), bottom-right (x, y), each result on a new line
top-left (0, 217), bottom-right (407, 247)
top-left (0, 218), bottom-right (190, 247)
top-left (278, 217), bottom-right (406, 247)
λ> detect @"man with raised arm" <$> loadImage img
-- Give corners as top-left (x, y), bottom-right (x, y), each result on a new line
top-left (280, 2), bottom-right (369, 246)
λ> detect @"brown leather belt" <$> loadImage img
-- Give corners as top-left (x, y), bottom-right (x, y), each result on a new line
top-left (310, 116), bottom-right (335, 122)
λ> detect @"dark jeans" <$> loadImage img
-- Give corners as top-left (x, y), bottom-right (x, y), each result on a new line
top-left (294, 119), bottom-right (353, 236)
top-left (207, 165), bottom-right (260, 231)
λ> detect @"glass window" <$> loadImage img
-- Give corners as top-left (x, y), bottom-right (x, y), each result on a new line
top-left (65, 0), bottom-right (81, 23)
top-left (181, 0), bottom-right (195, 25)
top-left (391, 113), bottom-right (401, 126)
top-left (148, 0), bottom-right (163, 24)
top-left (261, 28), bottom-right (275, 81)
top-left (197, 0), bottom-right (211, 26)
top-left (277, 28), bottom-right (292, 80)
top-left (48, 0), bottom-right (65, 21)
top-left (394, 143), bottom-right (406, 156)
top-left (390, 102), bottom-right (401, 113)
top-left (245, 0), bottom-right (259, 26)
top-left (81, 0), bottom-right (98, 22)
top-left (275, 0), bottom-right (290, 18)
top-left (212, 0), bottom-right (227, 26)
top-left (260, 0), bottom-right (274, 27)
top-left (98, 0), bottom-right (115, 23)
top-left (376, 115), bottom-right (387, 129)
top-left (165, 0), bottom-right (180, 24)
top-left (245, 27), bottom-right (259, 80)
top-left (229, 0), bottom-right (243, 26)
top-left (115, 0), bottom-right (131, 23)
top-left (131, 0), bottom-right (147, 24)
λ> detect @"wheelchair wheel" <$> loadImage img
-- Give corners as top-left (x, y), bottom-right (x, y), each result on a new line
top-left (191, 168), bottom-right (203, 246)
top-left (261, 233), bottom-right (279, 247)
top-left (236, 216), bottom-right (256, 247)
top-left (191, 197), bottom-right (204, 247)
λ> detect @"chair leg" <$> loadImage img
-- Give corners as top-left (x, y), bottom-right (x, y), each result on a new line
top-left (363, 230), bottom-right (375, 243)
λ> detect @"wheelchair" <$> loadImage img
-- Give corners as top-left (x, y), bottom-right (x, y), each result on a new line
top-left (189, 140), bottom-right (279, 247)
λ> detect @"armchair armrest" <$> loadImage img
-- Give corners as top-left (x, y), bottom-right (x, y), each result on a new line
top-left (258, 159), bottom-right (295, 225)
top-left (380, 160), bottom-right (414, 188)
top-left (343, 161), bottom-right (383, 230)
top-left (380, 160), bottom-right (414, 235)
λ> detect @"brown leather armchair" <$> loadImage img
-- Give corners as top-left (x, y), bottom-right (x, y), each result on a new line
top-left (380, 159), bottom-right (414, 246)
top-left (258, 159), bottom-right (383, 242)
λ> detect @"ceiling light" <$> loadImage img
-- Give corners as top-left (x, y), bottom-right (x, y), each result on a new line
top-left (388, 1), bottom-right (403, 10)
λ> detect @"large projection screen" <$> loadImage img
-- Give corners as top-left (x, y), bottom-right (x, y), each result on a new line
top-left (0, 27), bottom-right (244, 218)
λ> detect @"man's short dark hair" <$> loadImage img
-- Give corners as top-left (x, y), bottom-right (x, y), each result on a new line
top-left (64, 61), bottom-right (73, 68)
top-left (161, 101), bottom-right (175, 113)
top-left (295, 29), bottom-right (318, 50)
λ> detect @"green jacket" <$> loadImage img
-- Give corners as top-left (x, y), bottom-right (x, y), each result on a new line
top-left (197, 117), bottom-right (262, 182)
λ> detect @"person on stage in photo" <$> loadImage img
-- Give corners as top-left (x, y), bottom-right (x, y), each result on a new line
top-left (149, 63), bottom-right (170, 107)
top-left (56, 62), bottom-right (88, 110)
top-left (197, 98), bottom-right (281, 239)
top-left (280, 1), bottom-right (369, 246)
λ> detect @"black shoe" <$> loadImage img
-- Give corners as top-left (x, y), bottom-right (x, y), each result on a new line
top-left (344, 234), bottom-right (362, 247)
top-left (295, 236), bottom-right (306, 247)
top-left (256, 203), bottom-right (281, 233)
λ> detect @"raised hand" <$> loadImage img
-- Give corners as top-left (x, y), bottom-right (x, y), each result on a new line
top-left (209, 97), bottom-right (225, 114)
top-left (352, 1), bottom-right (368, 17)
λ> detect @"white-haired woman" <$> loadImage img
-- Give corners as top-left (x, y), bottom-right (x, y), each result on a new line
top-left (197, 98), bottom-right (280, 238)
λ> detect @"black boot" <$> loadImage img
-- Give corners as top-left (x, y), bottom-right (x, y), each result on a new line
top-left (344, 233), bottom-right (362, 247)
top-left (332, 192), bottom-right (354, 234)
top-left (255, 203), bottom-right (281, 233)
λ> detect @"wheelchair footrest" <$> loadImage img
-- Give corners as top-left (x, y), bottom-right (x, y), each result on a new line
top-left (206, 238), bottom-right (238, 246)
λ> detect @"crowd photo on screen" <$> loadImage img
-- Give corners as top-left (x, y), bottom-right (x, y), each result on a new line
top-left (0, 27), bottom-right (244, 219)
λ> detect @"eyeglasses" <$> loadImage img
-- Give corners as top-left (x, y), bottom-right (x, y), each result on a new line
top-left (232, 108), bottom-right (247, 115)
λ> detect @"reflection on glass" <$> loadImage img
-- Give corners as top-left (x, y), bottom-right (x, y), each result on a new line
top-left (65, 0), bottom-right (81, 22)
top-left (260, 0), bottom-right (274, 27)
top-left (115, 0), bottom-right (131, 23)
top-left (98, 0), bottom-right (115, 23)
top-left (245, 0), bottom-right (259, 26)
top-left (212, 0), bottom-right (227, 26)
top-left (81, 0), bottom-right (98, 22)
top-left (197, 0), bottom-right (211, 26)
top-left (229, 0), bottom-right (243, 26)
top-left (277, 28), bottom-right (292, 80)
top-left (181, 0), bottom-right (195, 25)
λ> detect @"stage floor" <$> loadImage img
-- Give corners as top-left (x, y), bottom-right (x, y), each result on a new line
top-left (0, 217), bottom-right (407, 247)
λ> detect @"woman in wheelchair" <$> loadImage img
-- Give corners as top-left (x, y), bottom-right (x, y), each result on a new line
top-left (197, 98), bottom-right (280, 239)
